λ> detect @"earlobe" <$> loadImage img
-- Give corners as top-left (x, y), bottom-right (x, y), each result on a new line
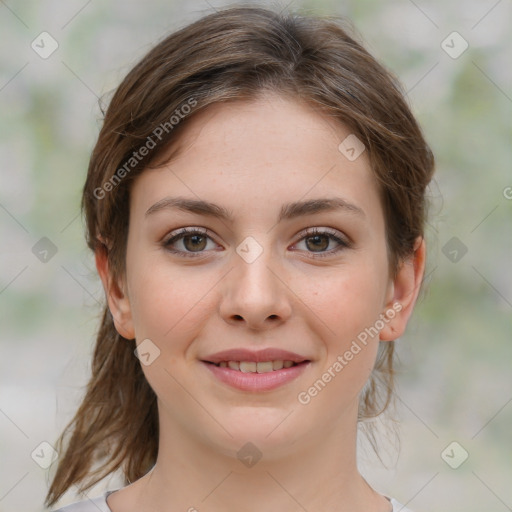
top-left (95, 241), bottom-right (135, 340)
top-left (379, 237), bottom-right (426, 341)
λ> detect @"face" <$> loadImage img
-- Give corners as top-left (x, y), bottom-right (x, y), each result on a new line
top-left (98, 93), bottom-right (423, 459)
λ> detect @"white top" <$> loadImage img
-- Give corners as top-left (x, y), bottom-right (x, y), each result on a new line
top-left (53, 489), bottom-right (414, 511)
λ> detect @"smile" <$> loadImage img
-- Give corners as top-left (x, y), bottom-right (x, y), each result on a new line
top-left (212, 360), bottom-right (298, 372)
top-left (202, 360), bottom-right (311, 391)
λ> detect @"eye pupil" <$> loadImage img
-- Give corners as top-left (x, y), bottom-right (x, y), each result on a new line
top-left (166, 229), bottom-right (345, 258)
top-left (184, 235), bottom-right (207, 252)
top-left (306, 234), bottom-right (329, 252)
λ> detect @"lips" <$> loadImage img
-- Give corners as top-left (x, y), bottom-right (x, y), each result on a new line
top-left (202, 360), bottom-right (311, 391)
top-left (201, 348), bottom-right (312, 392)
top-left (200, 348), bottom-right (311, 391)
top-left (202, 348), bottom-right (310, 365)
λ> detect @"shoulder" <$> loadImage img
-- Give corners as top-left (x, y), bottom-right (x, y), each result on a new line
top-left (389, 497), bottom-right (414, 511)
top-left (52, 490), bottom-right (116, 512)
top-left (52, 491), bottom-right (411, 512)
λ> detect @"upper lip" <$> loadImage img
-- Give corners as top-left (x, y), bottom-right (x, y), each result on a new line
top-left (202, 348), bottom-right (310, 364)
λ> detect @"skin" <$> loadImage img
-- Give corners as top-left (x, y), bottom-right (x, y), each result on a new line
top-left (96, 92), bottom-right (425, 512)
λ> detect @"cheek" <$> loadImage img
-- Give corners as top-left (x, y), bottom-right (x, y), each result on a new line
top-left (304, 264), bottom-right (387, 343)
top-left (297, 270), bottom-right (384, 409)
top-left (127, 258), bottom-right (216, 346)
top-left (127, 264), bottom-right (213, 395)
top-left (297, 262), bottom-right (387, 401)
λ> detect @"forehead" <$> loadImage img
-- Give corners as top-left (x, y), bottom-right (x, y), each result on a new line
top-left (130, 93), bottom-right (383, 228)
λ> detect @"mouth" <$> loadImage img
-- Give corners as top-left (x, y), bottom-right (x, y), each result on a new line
top-left (200, 358), bottom-right (311, 392)
top-left (200, 348), bottom-right (312, 391)
top-left (202, 360), bottom-right (309, 373)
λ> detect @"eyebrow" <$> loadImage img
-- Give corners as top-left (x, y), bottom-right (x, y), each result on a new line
top-left (145, 196), bottom-right (366, 222)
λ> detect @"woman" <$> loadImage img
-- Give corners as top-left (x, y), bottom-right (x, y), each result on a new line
top-left (46, 5), bottom-right (434, 511)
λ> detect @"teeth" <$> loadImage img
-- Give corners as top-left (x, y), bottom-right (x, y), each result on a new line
top-left (256, 361), bottom-right (273, 373)
top-left (272, 360), bottom-right (284, 370)
top-left (240, 361), bottom-right (257, 373)
top-left (227, 361), bottom-right (239, 370)
top-left (216, 360), bottom-right (298, 372)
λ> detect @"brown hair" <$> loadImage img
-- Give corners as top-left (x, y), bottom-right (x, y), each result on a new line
top-left (45, 5), bottom-right (434, 508)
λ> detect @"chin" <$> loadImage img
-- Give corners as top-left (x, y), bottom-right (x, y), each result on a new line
top-left (211, 407), bottom-right (305, 453)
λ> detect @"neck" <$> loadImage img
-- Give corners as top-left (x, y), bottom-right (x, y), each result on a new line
top-left (117, 400), bottom-right (391, 512)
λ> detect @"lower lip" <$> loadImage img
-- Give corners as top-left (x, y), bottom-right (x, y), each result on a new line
top-left (201, 361), bottom-right (311, 391)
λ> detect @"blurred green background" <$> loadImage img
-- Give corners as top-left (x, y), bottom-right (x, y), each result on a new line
top-left (0, 1), bottom-right (510, 511)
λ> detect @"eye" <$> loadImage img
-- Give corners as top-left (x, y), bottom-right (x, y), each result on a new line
top-left (162, 226), bottom-right (351, 259)
top-left (163, 227), bottom-right (219, 257)
top-left (292, 227), bottom-right (350, 258)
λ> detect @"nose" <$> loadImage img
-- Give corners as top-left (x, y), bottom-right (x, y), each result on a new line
top-left (219, 244), bottom-right (292, 331)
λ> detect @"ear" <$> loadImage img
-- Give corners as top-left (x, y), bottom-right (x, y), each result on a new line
top-left (379, 236), bottom-right (426, 341)
top-left (95, 239), bottom-right (135, 340)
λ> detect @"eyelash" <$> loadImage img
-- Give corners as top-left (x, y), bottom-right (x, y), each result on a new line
top-left (162, 227), bottom-right (351, 259)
